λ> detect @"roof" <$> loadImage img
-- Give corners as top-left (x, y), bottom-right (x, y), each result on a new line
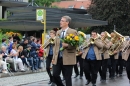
top-left (0, 7), bottom-right (107, 31)
top-left (52, 1), bottom-right (91, 9)
top-left (0, 0), bottom-right (28, 7)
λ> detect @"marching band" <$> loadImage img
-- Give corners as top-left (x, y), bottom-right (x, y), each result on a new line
top-left (43, 16), bottom-right (130, 86)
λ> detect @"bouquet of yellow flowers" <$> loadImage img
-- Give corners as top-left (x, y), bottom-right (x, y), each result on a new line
top-left (78, 31), bottom-right (86, 45)
top-left (60, 34), bottom-right (79, 51)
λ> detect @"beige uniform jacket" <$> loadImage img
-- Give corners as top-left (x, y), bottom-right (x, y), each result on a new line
top-left (52, 28), bottom-right (77, 65)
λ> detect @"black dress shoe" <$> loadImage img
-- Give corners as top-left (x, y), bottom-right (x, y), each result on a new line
top-left (101, 80), bottom-right (106, 83)
top-left (48, 81), bottom-right (52, 84)
top-left (85, 80), bottom-right (91, 85)
top-left (62, 77), bottom-right (65, 81)
top-left (51, 82), bottom-right (55, 86)
top-left (92, 84), bottom-right (96, 86)
top-left (79, 76), bottom-right (83, 79)
top-left (74, 74), bottom-right (79, 78)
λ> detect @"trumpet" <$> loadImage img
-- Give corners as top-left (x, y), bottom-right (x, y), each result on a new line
top-left (122, 40), bottom-right (130, 52)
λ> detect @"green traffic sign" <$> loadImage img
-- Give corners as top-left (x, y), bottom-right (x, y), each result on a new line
top-left (37, 10), bottom-right (43, 16)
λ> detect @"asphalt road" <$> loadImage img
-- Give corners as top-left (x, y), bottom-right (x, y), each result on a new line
top-left (21, 72), bottom-right (130, 86)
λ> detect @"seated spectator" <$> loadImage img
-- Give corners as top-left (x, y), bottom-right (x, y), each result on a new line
top-left (0, 46), bottom-right (15, 71)
top-left (37, 39), bottom-right (41, 48)
top-left (31, 47), bottom-right (39, 70)
top-left (1, 39), bottom-right (8, 47)
top-left (17, 46), bottom-right (29, 67)
top-left (0, 54), bottom-right (8, 73)
top-left (23, 45), bottom-right (34, 71)
top-left (10, 44), bottom-right (25, 72)
top-left (8, 39), bottom-right (17, 54)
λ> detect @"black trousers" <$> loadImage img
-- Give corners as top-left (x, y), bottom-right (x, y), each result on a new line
top-left (46, 55), bottom-right (53, 82)
top-left (108, 55), bottom-right (117, 77)
top-left (74, 55), bottom-right (83, 76)
top-left (116, 56), bottom-right (124, 75)
top-left (99, 58), bottom-right (108, 80)
top-left (83, 59), bottom-right (101, 84)
top-left (53, 58), bottom-right (73, 86)
top-left (126, 54), bottom-right (130, 80)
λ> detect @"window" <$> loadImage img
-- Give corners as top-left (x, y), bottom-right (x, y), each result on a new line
top-left (80, 6), bottom-right (85, 9)
top-left (68, 5), bottom-right (74, 8)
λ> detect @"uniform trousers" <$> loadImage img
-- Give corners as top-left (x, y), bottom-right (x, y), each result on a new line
top-left (46, 55), bottom-right (53, 82)
top-left (83, 59), bottom-right (101, 84)
top-left (74, 55), bottom-right (83, 76)
top-left (53, 57), bottom-right (73, 86)
top-left (126, 54), bottom-right (130, 80)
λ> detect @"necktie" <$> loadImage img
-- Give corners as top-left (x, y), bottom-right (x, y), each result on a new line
top-left (59, 31), bottom-right (65, 58)
top-left (61, 31), bottom-right (65, 39)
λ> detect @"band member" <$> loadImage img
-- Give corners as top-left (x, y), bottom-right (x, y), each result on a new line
top-left (122, 37), bottom-right (130, 83)
top-left (99, 31), bottom-right (111, 82)
top-left (82, 31), bottom-right (103, 86)
top-left (74, 50), bottom-right (83, 79)
top-left (108, 32), bottom-right (122, 79)
top-left (44, 30), bottom-right (56, 85)
top-left (52, 16), bottom-right (77, 86)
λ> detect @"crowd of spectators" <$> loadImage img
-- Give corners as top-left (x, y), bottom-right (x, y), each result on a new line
top-left (0, 36), bottom-right (44, 73)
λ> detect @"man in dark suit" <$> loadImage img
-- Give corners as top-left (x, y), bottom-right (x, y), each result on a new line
top-left (52, 16), bottom-right (77, 86)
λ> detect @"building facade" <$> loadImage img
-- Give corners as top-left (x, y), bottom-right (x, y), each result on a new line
top-left (0, 0), bottom-right (28, 19)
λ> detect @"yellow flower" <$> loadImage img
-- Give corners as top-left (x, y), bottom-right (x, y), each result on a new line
top-left (70, 38), bottom-right (72, 40)
top-left (74, 36), bottom-right (79, 41)
top-left (66, 36), bottom-right (70, 39)
top-left (69, 34), bottom-right (73, 37)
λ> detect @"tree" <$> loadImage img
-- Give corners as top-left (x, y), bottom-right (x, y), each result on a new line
top-left (29, 0), bottom-right (61, 7)
top-left (88, 0), bottom-right (130, 35)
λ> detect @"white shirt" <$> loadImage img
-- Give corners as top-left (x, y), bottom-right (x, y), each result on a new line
top-left (61, 27), bottom-right (69, 38)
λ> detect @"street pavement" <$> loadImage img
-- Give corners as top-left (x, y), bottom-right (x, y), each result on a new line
top-left (20, 71), bottom-right (129, 86)
top-left (0, 64), bottom-right (129, 86)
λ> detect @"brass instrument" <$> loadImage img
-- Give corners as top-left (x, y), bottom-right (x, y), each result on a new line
top-left (109, 30), bottom-right (125, 55)
top-left (122, 40), bottom-right (130, 53)
top-left (90, 33), bottom-right (100, 44)
top-left (43, 37), bottom-right (55, 49)
top-left (101, 31), bottom-right (111, 53)
top-left (101, 31), bottom-right (111, 43)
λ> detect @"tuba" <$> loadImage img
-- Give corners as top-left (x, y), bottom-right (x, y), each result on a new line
top-left (109, 30), bottom-right (125, 55)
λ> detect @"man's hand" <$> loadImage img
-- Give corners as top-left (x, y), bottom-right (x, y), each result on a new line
top-left (51, 59), bottom-right (54, 64)
top-left (113, 50), bottom-right (118, 54)
top-left (62, 43), bottom-right (68, 48)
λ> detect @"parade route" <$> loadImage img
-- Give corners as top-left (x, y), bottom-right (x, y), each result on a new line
top-left (20, 71), bottom-right (129, 86)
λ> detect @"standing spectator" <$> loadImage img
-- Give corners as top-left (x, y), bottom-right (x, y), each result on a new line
top-left (38, 46), bottom-right (44, 69)
top-left (13, 33), bottom-right (20, 43)
top-left (20, 39), bottom-right (28, 49)
top-left (28, 36), bottom-right (34, 44)
top-left (31, 38), bottom-right (37, 52)
top-left (31, 47), bottom-right (39, 70)
top-left (23, 45), bottom-right (34, 71)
